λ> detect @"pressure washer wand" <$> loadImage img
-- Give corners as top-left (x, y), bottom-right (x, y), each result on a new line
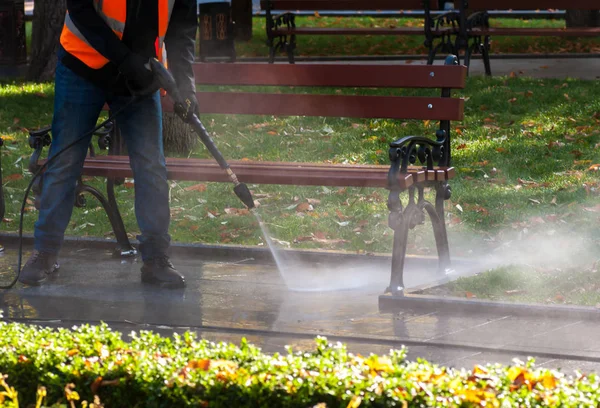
top-left (148, 59), bottom-right (255, 210)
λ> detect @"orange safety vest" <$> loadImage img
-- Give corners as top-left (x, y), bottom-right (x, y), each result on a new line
top-left (60, 0), bottom-right (176, 70)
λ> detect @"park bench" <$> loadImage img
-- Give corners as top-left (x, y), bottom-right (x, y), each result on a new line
top-left (456, 0), bottom-right (600, 75)
top-left (259, 0), bottom-right (464, 65)
top-left (27, 57), bottom-right (466, 296)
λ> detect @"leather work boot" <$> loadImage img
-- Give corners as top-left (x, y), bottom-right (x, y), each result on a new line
top-left (18, 250), bottom-right (59, 286)
top-left (141, 256), bottom-right (186, 289)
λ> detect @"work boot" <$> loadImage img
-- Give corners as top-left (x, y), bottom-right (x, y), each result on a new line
top-left (18, 250), bottom-right (59, 286)
top-left (141, 255), bottom-right (186, 289)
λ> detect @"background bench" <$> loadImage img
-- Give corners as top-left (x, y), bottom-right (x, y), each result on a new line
top-left (28, 57), bottom-right (467, 296)
top-left (259, 0), bottom-right (464, 64)
top-left (457, 0), bottom-right (600, 75)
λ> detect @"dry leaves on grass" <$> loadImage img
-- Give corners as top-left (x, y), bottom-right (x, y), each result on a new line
top-left (184, 183), bottom-right (207, 192)
top-left (294, 232), bottom-right (349, 246)
top-left (2, 173), bottom-right (22, 183)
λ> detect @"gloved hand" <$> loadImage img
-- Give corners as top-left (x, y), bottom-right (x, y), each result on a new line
top-left (175, 91), bottom-right (200, 122)
top-left (118, 53), bottom-right (160, 97)
top-left (186, 93), bottom-right (199, 117)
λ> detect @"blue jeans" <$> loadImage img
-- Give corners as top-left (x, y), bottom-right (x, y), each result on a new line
top-left (34, 58), bottom-right (171, 262)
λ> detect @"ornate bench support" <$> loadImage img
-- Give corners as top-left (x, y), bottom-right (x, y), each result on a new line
top-left (384, 55), bottom-right (457, 296)
top-left (456, 4), bottom-right (492, 76)
top-left (0, 137), bottom-right (5, 222)
top-left (265, 0), bottom-right (296, 64)
top-left (28, 124), bottom-right (136, 257)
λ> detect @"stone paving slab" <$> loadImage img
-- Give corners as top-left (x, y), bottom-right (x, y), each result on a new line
top-left (1, 241), bottom-right (600, 375)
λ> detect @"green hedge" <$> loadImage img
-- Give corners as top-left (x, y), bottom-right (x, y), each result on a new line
top-left (1, 320), bottom-right (600, 407)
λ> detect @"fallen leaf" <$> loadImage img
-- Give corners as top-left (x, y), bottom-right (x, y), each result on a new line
top-left (2, 173), bottom-right (23, 183)
top-left (589, 164), bottom-right (600, 171)
top-left (570, 150), bottom-right (583, 159)
top-left (184, 183), bottom-right (207, 192)
top-left (495, 147), bottom-right (507, 153)
top-left (555, 294), bottom-right (565, 302)
top-left (296, 202), bottom-right (313, 212)
top-left (187, 359), bottom-right (211, 370)
top-left (508, 97), bottom-right (517, 104)
top-left (465, 291), bottom-right (476, 299)
top-left (528, 198), bottom-right (541, 205)
top-left (335, 209), bottom-right (348, 220)
top-left (583, 204), bottom-right (600, 212)
top-left (505, 290), bottom-right (526, 295)
top-left (456, 143), bottom-right (467, 150)
top-left (525, 90), bottom-right (534, 97)
top-left (267, 131), bottom-right (278, 135)
top-left (13, 117), bottom-right (20, 124)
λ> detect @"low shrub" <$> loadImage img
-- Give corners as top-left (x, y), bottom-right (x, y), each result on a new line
top-left (0, 320), bottom-right (599, 407)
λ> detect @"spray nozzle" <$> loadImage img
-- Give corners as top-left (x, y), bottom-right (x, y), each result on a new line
top-left (234, 183), bottom-right (255, 209)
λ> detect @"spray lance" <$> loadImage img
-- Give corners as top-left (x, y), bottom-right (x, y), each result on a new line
top-left (148, 58), bottom-right (255, 210)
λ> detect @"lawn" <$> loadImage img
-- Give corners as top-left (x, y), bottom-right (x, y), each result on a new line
top-left (24, 16), bottom-right (600, 61)
top-left (234, 16), bottom-right (600, 58)
top-left (2, 71), bottom-right (600, 304)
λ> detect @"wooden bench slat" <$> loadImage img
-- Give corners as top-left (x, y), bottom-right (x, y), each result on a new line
top-left (62, 156), bottom-right (456, 189)
top-left (260, 0), bottom-right (438, 11)
top-left (466, 0), bottom-right (598, 10)
top-left (74, 158), bottom-right (414, 189)
top-left (193, 63), bottom-right (467, 89)
top-left (271, 27), bottom-right (453, 35)
top-left (159, 92), bottom-right (465, 121)
top-left (470, 27), bottom-right (600, 37)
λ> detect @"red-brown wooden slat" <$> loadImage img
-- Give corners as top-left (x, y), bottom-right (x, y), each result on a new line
top-left (261, 0), bottom-right (439, 11)
top-left (65, 156), bottom-right (455, 187)
top-left (193, 63), bottom-right (467, 89)
top-left (159, 92), bottom-right (464, 121)
top-left (272, 27), bottom-right (439, 35)
top-left (470, 27), bottom-right (600, 37)
top-left (467, 0), bottom-right (597, 10)
top-left (70, 158), bottom-right (416, 189)
top-left (93, 157), bottom-right (444, 183)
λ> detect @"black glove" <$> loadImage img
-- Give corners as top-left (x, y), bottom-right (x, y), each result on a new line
top-left (118, 53), bottom-right (160, 97)
top-left (175, 92), bottom-right (200, 122)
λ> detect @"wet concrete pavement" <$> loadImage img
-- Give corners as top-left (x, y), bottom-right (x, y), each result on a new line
top-left (1, 240), bottom-right (600, 375)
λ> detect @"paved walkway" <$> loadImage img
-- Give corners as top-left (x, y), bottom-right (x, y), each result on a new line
top-left (1, 240), bottom-right (599, 375)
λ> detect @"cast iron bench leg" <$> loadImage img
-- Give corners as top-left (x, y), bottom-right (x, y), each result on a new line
top-left (386, 188), bottom-right (410, 296)
top-left (482, 35), bottom-right (492, 76)
top-left (74, 177), bottom-right (137, 257)
top-left (432, 183), bottom-right (451, 273)
top-left (0, 137), bottom-right (4, 222)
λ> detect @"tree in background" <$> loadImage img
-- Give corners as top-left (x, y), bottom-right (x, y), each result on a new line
top-left (26, 0), bottom-right (66, 82)
top-left (565, 10), bottom-right (599, 28)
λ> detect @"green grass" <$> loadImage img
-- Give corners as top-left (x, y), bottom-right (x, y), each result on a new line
top-left (25, 16), bottom-right (600, 61)
top-left (232, 16), bottom-right (600, 58)
top-left (423, 264), bottom-right (600, 307)
top-left (1, 75), bottom-right (600, 263)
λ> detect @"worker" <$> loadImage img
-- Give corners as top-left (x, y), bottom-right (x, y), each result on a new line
top-left (18, 0), bottom-right (199, 289)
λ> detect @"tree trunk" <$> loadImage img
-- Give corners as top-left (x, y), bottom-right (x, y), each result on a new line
top-left (565, 10), bottom-right (600, 28)
top-left (162, 113), bottom-right (198, 156)
top-left (26, 0), bottom-right (66, 82)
